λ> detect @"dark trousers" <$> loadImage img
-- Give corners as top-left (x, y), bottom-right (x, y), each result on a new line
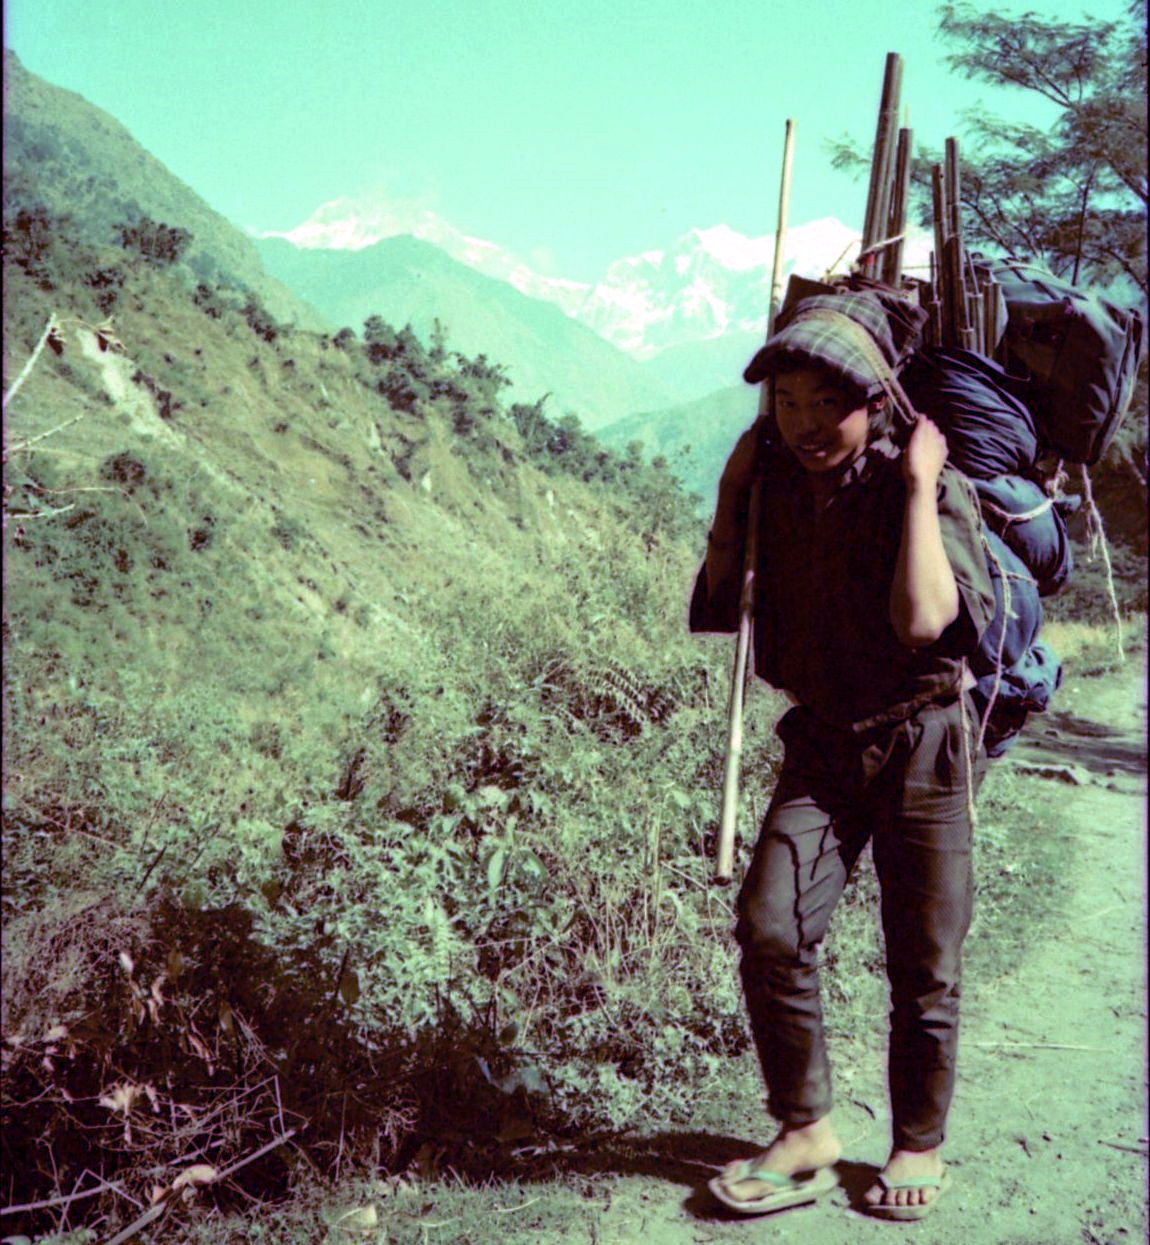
top-left (735, 696), bottom-right (985, 1152)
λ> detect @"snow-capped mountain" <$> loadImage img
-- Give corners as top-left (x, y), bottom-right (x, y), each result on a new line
top-left (262, 197), bottom-right (589, 317)
top-left (576, 218), bottom-right (889, 358)
top-left (261, 197), bottom-right (931, 363)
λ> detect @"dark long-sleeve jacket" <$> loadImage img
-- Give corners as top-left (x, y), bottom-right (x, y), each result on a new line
top-left (689, 437), bottom-right (996, 733)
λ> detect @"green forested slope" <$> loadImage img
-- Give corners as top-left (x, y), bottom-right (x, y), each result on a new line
top-left (598, 383), bottom-right (760, 510)
top-left (255, 233), bottom-right (684, 428)
top-left (1, 170), bottom-right (789, 1226)
top-left (2, 48), bottom-right (325, 329)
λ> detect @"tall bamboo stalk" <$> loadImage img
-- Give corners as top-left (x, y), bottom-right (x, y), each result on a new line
top-left (715, 118), bottom-right (795, 885)
top-left (764, 119), bottom-right (796, 392)
top-left (883, 127), bottom-right (913, 287)
top-left (861, 53), bottom-right (903, 277)
top-left (931, 165), bottom-right (949, 344)
top-left (983, 274), bottom-right (1005, 356)
top-left (945, 139), bottom-right (961, 236)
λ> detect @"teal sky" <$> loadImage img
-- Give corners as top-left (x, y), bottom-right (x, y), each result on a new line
top-left (5, 0), bottom-right (1134, 281)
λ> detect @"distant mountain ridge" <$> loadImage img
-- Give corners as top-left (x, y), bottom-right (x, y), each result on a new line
top-left (262, 197), bottom-right (590, 317)
top-left (597, 385), bottom-right (759, 511)
top-left (261, 193), bottom-right (934, 377)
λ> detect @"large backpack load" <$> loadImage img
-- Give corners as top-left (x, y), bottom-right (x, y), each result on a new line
top-left (891, 117), bottom-right (1146, 755)
top-left (780, 268), bottom-right (1143, 755)
top-left (776, 62), bottom-right (1146, 758)
top-left (898, 345), bottom-right (1077, 755)
top-left (901, 252), bottom-right (1146, 753)
top-left (775, 270), bottom-right (1079, 753)
top-left (977, 258), bottom-right (1146, 466)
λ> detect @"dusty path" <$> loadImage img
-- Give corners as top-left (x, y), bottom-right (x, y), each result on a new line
top-left (561, 656), bottom-right (1147, 1245)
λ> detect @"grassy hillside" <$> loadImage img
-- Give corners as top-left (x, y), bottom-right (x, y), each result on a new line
top-left (2, 48), bottom-right (324, 330)
top-left (1, 193), bottom-right (801, 1234)
top-left (255, 233), bottom-right (684, 429)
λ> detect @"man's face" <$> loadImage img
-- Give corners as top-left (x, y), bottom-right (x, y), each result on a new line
top-left (774, 367), bottom-right (871, 475)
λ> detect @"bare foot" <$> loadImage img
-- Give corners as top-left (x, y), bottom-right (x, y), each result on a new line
top-left (716, 1117), bottom-right (842, 1203)
top-left (864, 1147), bottom-right (947, 1212)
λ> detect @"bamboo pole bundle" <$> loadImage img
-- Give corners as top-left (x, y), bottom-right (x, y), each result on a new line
top-left (924, 139), bottom-right (979, 351)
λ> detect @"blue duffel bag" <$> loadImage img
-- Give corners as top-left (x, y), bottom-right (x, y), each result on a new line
top-left (900, 347), bottom-right (1039, 479)
top-left (970, 529), bottom-right (1042, 680)
top-left (973, 474), bottom-right (1073, 598)
top-left (971, 638), bottom-right (1064, 757)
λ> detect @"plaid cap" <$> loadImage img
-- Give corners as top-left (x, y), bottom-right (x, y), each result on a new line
top-left (744, 291), bottom-right (922, 395)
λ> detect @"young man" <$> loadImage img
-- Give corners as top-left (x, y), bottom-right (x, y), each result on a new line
top-left (691, 291), bottom-right (995, 1221)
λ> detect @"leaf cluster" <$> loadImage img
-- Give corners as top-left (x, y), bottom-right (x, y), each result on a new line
top-left (117, 216), bottom-right (193, 267)
top-left (828, 3), bottom-right (1147, 294)
top-left (936, 1), bottom-right (1147, 293)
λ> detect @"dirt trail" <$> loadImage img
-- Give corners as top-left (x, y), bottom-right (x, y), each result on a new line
top-left (569, 656), bottom-right (1148, 1245)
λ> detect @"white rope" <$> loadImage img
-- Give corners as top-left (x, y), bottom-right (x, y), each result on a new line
top-left (1080, 463), bottom-right (1125, 663)
top-left (978, 496), bottom-right (1055, 526)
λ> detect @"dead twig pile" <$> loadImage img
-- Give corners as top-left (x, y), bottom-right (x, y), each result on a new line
top-left (0, 896), bottom-right (419, 1241)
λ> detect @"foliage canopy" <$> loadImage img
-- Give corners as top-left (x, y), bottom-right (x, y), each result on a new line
top-left (936, 1), bottom-right (1147, 292)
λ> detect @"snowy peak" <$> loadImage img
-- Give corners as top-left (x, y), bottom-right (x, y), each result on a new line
top-left (261, 195), bottom-right (591, 316)
top-left (688, 224), bottom-right (775, 271)
top-left (577, 217), bottom-right (902, 358)
top-left (262, 197), bottom-right (931, 362)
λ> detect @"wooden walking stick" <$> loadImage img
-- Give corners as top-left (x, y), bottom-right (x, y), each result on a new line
top-left (715, 118), bottom-right (795, 884)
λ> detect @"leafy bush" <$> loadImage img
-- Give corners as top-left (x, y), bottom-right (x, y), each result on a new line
top-left (117, 215), bottom-right (192, 266)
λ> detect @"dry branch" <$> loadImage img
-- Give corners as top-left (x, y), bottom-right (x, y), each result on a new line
top-left (1, 1177), bottom-right (127, 1216)
top-left (2, 316), bottom-right (59, 413)
top-left (96, 1128), bottom-right (300, 1245)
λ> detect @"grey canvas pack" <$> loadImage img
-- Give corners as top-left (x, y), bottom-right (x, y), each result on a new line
top-left (982, 259), bottom-right (1146, 466)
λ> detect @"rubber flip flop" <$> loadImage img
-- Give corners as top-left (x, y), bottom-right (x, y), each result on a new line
top-left (708, 1161), bottom-right (838, 1215)
top-left (866, 1166), bottom-right (951, 1221)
